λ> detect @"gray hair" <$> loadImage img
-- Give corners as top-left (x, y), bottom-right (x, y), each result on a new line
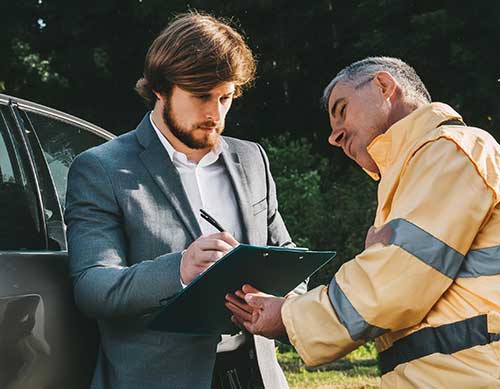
top-left (322, 57), bottom-right (431, 110)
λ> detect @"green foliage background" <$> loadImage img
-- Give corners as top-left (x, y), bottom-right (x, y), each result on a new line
top-left (263, 134), bottom-right (377, 287)
top-left (2, 0), bottom-right (499, 287)
top-left (2, 0), bottom-right (499, 139)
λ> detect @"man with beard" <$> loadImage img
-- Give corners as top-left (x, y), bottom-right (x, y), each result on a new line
top-left (64, 12), bottom-right (297, 389)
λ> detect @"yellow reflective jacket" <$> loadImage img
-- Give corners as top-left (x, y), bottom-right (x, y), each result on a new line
top-left (282, 103), bottom-right (500, 387)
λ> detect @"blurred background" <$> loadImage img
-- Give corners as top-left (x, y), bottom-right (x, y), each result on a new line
top-left (2, 0), bottom-right (499, 287)
top-left (3, 2), bottom-right (498, 386)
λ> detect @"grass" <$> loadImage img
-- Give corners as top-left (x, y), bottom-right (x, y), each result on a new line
top-left (277, 343), bottom-right (380, 389)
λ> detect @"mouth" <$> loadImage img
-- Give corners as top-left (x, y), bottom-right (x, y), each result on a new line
top-left (198, 126), bottom-right (218, 132)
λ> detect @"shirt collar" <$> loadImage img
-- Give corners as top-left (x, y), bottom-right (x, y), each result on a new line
top-left (149, 112), bottom-right (227, 165)
top-left (365, 102), bottom-right (462, 180)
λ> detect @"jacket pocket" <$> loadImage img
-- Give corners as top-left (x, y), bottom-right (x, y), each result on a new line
top-left (252, 198), bottom-right (267, 215)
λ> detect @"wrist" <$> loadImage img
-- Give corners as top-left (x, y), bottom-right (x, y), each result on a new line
top-left (179, 249), bottom-right (188, 286)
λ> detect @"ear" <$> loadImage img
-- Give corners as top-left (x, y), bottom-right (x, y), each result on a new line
top-left (373, 71), bottom-right (398, 101)
top-left (153, 90), bottom-right (165, 103)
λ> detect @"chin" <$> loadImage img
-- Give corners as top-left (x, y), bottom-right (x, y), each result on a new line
top-left (360, 161), bottom-right (379, 174)
top-left (192, 133), bottom-right (220, 149)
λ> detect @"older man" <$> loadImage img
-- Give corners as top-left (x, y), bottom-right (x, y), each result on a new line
top-left (227, 57), bottom-right (500, 387)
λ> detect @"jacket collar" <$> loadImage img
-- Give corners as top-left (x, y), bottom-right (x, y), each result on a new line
top-left (135, 113), bottom-right (255, 244)
top-left (135, 113), bottom-right (201, 240)
top-left (365, 102), bottom-right (462, 180)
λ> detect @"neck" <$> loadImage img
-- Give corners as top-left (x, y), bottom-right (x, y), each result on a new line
top-left (151, 106), bottom-right (210, 163)
top-left (387, 99), bottom-right (423, 130)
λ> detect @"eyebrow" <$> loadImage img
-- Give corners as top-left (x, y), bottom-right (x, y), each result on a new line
top-left (330, 97), bottom-right (346, 118)
top-left (193, 90), bottom-right (235, 97)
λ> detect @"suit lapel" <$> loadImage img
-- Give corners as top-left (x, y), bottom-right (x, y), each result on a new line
top-left (222, 142), bottom-right (255, 244)
top-left (135, 114), bottom-right (201, 241)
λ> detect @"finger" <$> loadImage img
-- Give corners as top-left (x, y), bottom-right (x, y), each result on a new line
top-left (242, 284), bottom-right (261, 294)
top-left (230, 315), bottom-right (244, 329)
top-left (244, 293), bottom-right (264, 309)
top-left (197, 238), bottom-right (234, 253)
top-left (225, 293), bottom-right (254, 314)
top-left (243, 284), bottom-right (274, 299)
top-left (195, 250), bottom-right (225, 264)
top-left (225, 302), bottom-right (253, 322)
top-left (234, 290), bottom-right (247, 300)
top-left (190, 260), bottom-right (217, 277)
top-left (225, 303), bottom-right (252, 324)
top-left (210, 232), bottom-right (239, 247)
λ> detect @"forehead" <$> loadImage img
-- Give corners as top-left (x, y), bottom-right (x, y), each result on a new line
top-left (327, 81), bottom-right (356, 112)
top-left (200, 82), bottom-right (236, 96)
top-left (174, 81), bottom-right (236, 97)
top-left (211, 82), bottom-right (236, 94)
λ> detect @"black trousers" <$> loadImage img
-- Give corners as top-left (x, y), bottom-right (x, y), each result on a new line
top-left (211, 341), bottom-right (265, 389)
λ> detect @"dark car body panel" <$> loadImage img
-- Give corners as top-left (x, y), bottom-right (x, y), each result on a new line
top-left (0, 94), bottom-right (114, 388)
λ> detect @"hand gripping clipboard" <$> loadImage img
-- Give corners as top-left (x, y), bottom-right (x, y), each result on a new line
top-left (148, 244), bottom-right (336, 334)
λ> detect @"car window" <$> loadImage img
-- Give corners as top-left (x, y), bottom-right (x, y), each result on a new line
top-left (16, 110), bottom-right (67, 250)
top-left (0, 108), bottom-right (45, 250)
top-left (25, 112), bottom-right (107, 208)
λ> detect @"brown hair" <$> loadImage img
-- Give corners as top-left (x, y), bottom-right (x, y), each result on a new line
top-left (135, 12), bottom-right (256, 105)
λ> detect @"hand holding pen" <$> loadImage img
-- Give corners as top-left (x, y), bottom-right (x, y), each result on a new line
top-left (179, 209), bottom-right (239, 284)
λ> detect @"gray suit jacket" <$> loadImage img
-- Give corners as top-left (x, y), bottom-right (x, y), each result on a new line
top-left (65, 114), bottom-right (295, 389)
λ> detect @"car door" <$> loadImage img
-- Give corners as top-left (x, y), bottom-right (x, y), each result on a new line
top-left (0, 95), bottom-right (114, 389)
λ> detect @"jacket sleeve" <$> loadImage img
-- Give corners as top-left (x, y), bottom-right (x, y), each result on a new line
top-left (64, 151), bottom-right (183, 320)
top-left (281, 138), bottom-right (494, 366)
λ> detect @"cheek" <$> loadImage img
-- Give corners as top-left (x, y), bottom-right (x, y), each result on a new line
top-left (171, 98), bottom-right (201, 121)
top-left (221, 103), bottom-right (232, 120)
top-left (356, 129), bottom-right (377, 152)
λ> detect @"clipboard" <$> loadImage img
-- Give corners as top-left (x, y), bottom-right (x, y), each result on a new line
top-left (148, 244), bottom-right (336, 334)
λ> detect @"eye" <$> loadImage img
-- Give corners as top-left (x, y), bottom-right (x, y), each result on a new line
top-left (195, 94), bottom-right (211, 101)
top-left (340, 104), bottom-right (346, 118)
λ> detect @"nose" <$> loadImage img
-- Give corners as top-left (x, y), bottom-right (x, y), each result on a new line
top-left (328, 127), bottom-right (346, 147)
top-left (205, 101), bottom-right (224, 123)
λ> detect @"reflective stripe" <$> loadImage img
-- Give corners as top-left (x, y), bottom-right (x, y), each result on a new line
top-left (388, 219), bottom-right (464, 279)
top-left (379, 314), bottom-right (500, 375)
top-left (328, 278), bottom-right (387, 341)
top-left (458, 246), bottom-right (500, 278)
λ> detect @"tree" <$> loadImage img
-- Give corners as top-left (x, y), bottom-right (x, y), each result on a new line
top-left (263, 134), bottom-right (377, 287)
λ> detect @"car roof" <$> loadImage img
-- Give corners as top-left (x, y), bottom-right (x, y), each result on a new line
top-left (0, 93), bottom-right (115, 140)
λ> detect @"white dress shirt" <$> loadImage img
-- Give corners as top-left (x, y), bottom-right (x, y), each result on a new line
top-left (150, 114), bottom-right (245, 352)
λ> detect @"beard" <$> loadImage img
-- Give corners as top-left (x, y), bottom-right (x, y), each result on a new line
top-left (162, 100), bottom-right (224, 150)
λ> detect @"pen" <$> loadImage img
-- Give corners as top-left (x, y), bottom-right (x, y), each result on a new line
top-left (200, 209), bottom-right (226, 233)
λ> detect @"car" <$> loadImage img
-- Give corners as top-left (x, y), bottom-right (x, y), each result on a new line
top-left (0, 93), bottom-right (114, 388)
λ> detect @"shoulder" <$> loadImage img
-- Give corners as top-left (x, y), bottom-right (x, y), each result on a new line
top-left (222, 136), bottom-right (271, 178)
top-left (72, 130), bottom-right (140, 170)
top-left (222, 136), bottom-right (269, 163)
top-left (412, 125), bottom-right (500, 200)
top-left (222, 136), bottom-right (262, 155)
